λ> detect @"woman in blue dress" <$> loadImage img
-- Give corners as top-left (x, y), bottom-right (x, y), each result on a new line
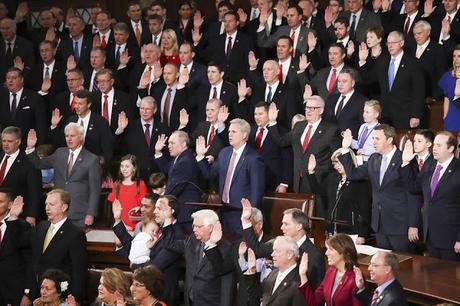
top-left (438, 46), bottom-right (460, 131)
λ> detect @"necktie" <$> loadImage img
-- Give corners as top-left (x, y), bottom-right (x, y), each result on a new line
top-left (418, 158), bottom-right (424, 171)
top-left (388, 58), bottom-right (395, 90)
top-left (0, 155), bottom-right (10, 185)
top-left (416, 45), bottom-right (423, 59)
top-left (101, 34), bottom-right (107, 48)
top-left (80, 119), bottom-right (84, 128)
top-left (290, 30), bottom-right (295, 56)
top-left (212, 87), bottom-right (218, 99)
top-left (255, 127), bottom-right (264, 151)
top-left (302, 124), bottom-right (313, 153)
top-left (226, 36), bottom-right (233, 59)
top-left (198, 242), bottom-right (205, 265)
top-left (42, 224), bottom-right (55, 253)
top-left (336, 95), bottom-right (346, 117)
top-left (92, 75), bottom-right (99, 93)
top-left (328, 68), bottom-right (337, 95)
top-left (350, 14), bottom-right (357, 39)
top-left (5, 42), bottom-right (13, 66)
top-left (379, 156), bottom-right (388, 185)
top-left (222, 152), bottom-right (237, 203)
top-left (371, 289), bottom-right (379, 305)
top-left (10, 93), bottom-right (17, 118)
top-left (135, 23), bottom-right (141, 45)
top-left (45, 66), bottom-right (50, 79)
top-left (70, 94), bottom-right (76, 112)
top-left (430, 164), bottom-right (443, 196)
top-left (115, 46), bottom-right (121, 66)
top-left (208, 125), bottom-right (216, 145)
top-left (146, 66), bottom-right (153, 94)
top-left (103, 94), bottom-right (109, 122)
top-left (73, 41), bottom-right (80, 63)
top-left (279, 64), bottom-right (283, 82)
top-left (357, 126), bottom-right (369, 148)
top-left (67, 152), bottom-right (74, 177)
top-left (252, 9), bottom-right (257, 20)
top-left (163, 88), bottom-right (172, 126)
top-left (266, 86), bottom-right (273, 103)
top-left (144, 123), bottom-right (151, 147)
top-left (404, 16), bottom-right (410, 36)
top-left (447, 15), bottom-right (452, 23)
top-left (153, 35), bottom-right (158, 45)
top-left (0, 221), bottom-right (3, 242)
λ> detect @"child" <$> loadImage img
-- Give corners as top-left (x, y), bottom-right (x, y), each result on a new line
top-left (351, 100), bottom-right (381, 163)
top-left (149, 172), bottom-right (166, 195)
top-left (412, 129), bottom-right (434, 171)
top-left (128, 218), bottom-right (160, 266)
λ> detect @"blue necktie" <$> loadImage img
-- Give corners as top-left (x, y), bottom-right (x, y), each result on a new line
top-left (73, 41), bottom-right (80, 63)
top-left (388, 58), bottom-right (395, 90)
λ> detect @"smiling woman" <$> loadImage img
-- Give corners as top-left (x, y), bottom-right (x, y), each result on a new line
top-left (34, 269), bottom-right (71, 306)
top-left (131, 265), bottom-right (166, 306)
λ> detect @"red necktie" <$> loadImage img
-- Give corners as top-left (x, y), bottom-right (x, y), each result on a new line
top-left (70, 94), bottom-right (76, 112)
top-left (279, 64), bottom-right (283, 82)
top-left (101, 35), bottom-right (107, 48)
top-left (0, 155), bottom-right (10, 185)
top-left (144, 123), bottom-right (151, 147)
top-left (328, 68), bottom-right (337, 95)
top-left (404, 16), bottom-right (410, 36)
top-left (418, 158), bottom-right (424, 171)
top-left (290, 30), bottom-right (296, 56)
top-left (371, 289), bottom-right (379, 305)
top-left (163, 88), bottom-right (172, 126)
top-left (302, 125), bottom-right (313, 153)
top-left (255, 127), bottom-right (264, 151)
top-left (208, 125), bottom-right (216, 145)
top-left (103, 94), bottom-right (109, 122)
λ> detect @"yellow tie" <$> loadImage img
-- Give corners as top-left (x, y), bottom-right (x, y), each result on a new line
top-left (42, 224), bottom-right (55, 253)
top-left (135, 23), bottom-right (141, 45)
top-left (416, 46), bottom-right (423, 59)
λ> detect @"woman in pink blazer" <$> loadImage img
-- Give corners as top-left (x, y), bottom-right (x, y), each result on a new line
top-left (298, 234), bottom-right (362, 306)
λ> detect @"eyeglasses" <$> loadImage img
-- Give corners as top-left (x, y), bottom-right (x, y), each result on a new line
top-left (386, 40), bottom-right (402, 45)
top-left (305, 106), bottom-right (322, 111)
top-left (369, 263), bottom-right (389, 268)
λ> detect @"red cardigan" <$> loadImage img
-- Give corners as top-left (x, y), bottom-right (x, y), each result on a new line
top-left (298, 267), bottom-right (362, 306)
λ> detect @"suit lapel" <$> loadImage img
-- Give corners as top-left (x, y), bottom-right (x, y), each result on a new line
top-left (232, 146), bottom-right (248, 181)
top-left (68, 149), bottom-right (84, 177)
top-left (305, 121), bottom-right (325, 155)
top-left (380, 151), bottom-right (400, 188)
top-left (431, 159), bottom-right (457, 199)
top-left (267, 268), bottom-right (297, 304)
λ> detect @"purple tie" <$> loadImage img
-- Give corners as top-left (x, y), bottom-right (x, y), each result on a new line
top-left (430, 165), bottom-right (443, 196)
top-left (358, 126), bottom-right (369, 148)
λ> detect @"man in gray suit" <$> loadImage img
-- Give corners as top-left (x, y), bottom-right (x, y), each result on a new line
top-left (257, 4), bottom-right (310, 58)
top-left (26, 122), bottom-right (101, 227)
top-left (339, 0), bottom-right (381, 43)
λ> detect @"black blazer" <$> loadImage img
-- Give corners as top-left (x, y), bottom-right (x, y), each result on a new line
top-left (324, 91), bottom-right (366, 137)
top-left (26, 219), bottom-right (87, 302)
top-left (105, 41), bottom-right (141, 72)
top-left (356, 279), bottom-right (408, 306)
top-left (189, 121), bottom-right (226, 159)
top-left (127, 20), bottom-right (150, 47)
top-left (58, 35), bottom-right (93, 70)
top-left (0, 36), bottom-right (35, 84)
top-left (0, 88), bottom-right (47, 149)
top-left (185, 61), bottom-right (208, 94)
top-left (91, 90), bottom-right (134, 133)
top-left (24, 61), bottom-right (67, 104)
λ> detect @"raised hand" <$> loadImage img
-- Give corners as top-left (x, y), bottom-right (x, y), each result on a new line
top-left (217, 105), bottom-right (229, 123)
top-left (178, 68), bottom-right (190, 85)
top-left (308, 154), bottom-right (316, 174)
top-left (237, 8), bottom-right (248, 25)
top-left (192, 28), bottom-right (202, 44)
top-left (140, 45), bottom-right (146, 64)
top-left (408, 227), bottom-right (419, 242)
top-left (112, 199), bottom-right (123, 222)
top-left (303, 84), bottom-right (313, 101)
top-left (51, 108), bottom-right (63, 128)
top-left (347, 40), bottom-right (355, 57)
top-left (153, 61), bottom-right (163, 81)
top-left (67, 55), bottom-right (77, 70)
top-left (241, 198), bottom-right (252, 223)
top-left (205, 155), bottom-right (215, 164)
top-left (238, 241), bottom-right (248, 258)
top-left (275, 1), bottom-right (287, 18)
top-left (140, 69), bottom-right (152, 88)
top-left (307, 32), bottom-right (317, 51)
top-left (372, 0), bottom-right (383, 11)
top-left (27, 129), bottom-right (37, 149)
top-left (117, 111), bottom-right (128, 131)
top-left (424, 0), bottom-right (436, 16)
top-left (179, 108), bottom-right (189, 127)
top-left (193, 10), bottom-right (204, 29)
top-left (92, 34), bottom-right (101, 48)
top-left (248, 51), bottom-right (259, 69)
top-left (342, 129), bottom-right (353, 149)
top-left (196, 136), bottom-right (210, 157)
top-left (402, 139), bottom-right (416, 164)
top-left (259, 12), bottom-right (268, 25)
top-left (299, 253), bottom-right (309, 284)
top-left (268, 102), bottom-right (279, 122)
top-left (247, 248), bottom-right (257, 273)
top-left (13, 56), bottom-right (24, 70)
top-left (15, 2), bottom-right (29, 20)
top-left (66, 295), bottom-right (77, 306)
top-left (9, 196), bottom-right (24, 220)
top-left (45, 27), bottom-right (57, 42)
top-left (441, 18), bottom-right (451, 38)
top-left (119, 49), bottom-right (131, 66)
top-left (354, 265), bottom-right (365, 290)
top-left (155, 134), bottom-right (168, 154)
top-left (209, 221), bottom-right (223, 244)
top-left (358, 42), bottom-right (369, 63)
top-left (238, 79), bottom-right (250, 98)
top-left (324, 6), bottom-right (334, 26)
top-left (409, 118), bottom-right (420, 128)
top-left (115, 291), bottom-right (127, 306)
top-left (85, 215), bottom-right (94, 226)
top-left (298, 54), bottom-right (310, 72)
top-left (382, 0), bottom-right (391, 11)
top-left (41, 77), bottom-right (52, 93)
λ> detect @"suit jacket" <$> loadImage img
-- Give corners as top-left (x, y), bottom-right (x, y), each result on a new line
top-left (356, 279), bottom-right (408, 306)
top-left (127, 20), bottom-right (150, 47)
top-left (198, 144), bottom-right (265, 208)
top-left (0, 219), bottom-right (31, 306)
top-left (257, 25), bottom-right (311, 58)
top-left (340, 9), bottom-right (381, 43)
top-left (164, 226), bottom-right (234, 306)
top-left (360, 53), bottom-right (425, 128)
top-left (58, 35), bottom-right (93, 70)
top-left (245, 267), bottom-right (304, 306)
top-left (0, 36), bottom-right (35, 84)
top-left (0, 88), bottom-right (47, 149)
top-left (185, 61), bottom-right (208, 94)
top-left (325, 91), bottom-right (366, 137)
top-left (339, 149), bottom-right (417, 235)
top-left (122, 119), bottom-right (170, 182)
top-left (428, 11), bottom-right (460, 47)
top-left (0, 152), bottom-right (42, 218)
top-left (91, 90), bottom-right (134, 133)
top-left (26, 219), bottom-right (87, 302)
top-left (402, 157), bottom-right (460, 248)
top-left (48, 91), bottom-right (76, 142)
top-left (190, 121), bottom-right (226, 159)
top-left (24, 61), bottom-right (67, 104)
top-left (310, 66), bottom-right (351, 101)
top-left (269, 120), bottom-right (341, 194)
top-left (27, 147), bottom-right (102, 220)
top-left (105, 41), bottom-right (141, 72)
top-left (113, 221), bottom-right (184, 306)
top-left (299, 268), bottom-right (362, 306)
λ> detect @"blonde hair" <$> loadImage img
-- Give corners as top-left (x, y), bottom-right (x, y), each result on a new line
top-left (161, 28), bottom-right (179, 54)
top-left (98, 268), bottom-right (133, 304)
top-left (364, 100), bottom-right (382, 118)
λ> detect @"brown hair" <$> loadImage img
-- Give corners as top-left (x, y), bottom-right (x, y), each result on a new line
top-left (326, 233), bottom-right (358, 270)
top-left (133, 265), bottom-right (165, 300)
top-left (115, 154), bottom-right (141, 198)
top-left (436, 131), bottom-right (459, 153)
top-left (375, 124), bottom-right (395, 142)
top-left (97, 268), bottom-right (133, 304)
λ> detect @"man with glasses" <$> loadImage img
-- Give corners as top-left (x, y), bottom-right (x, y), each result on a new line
top-left (354, 251), bottom-right (408, 305)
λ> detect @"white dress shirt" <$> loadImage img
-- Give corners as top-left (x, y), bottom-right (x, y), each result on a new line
top-left (300, 119), bottom-right (322, 145)
top-left (0, 149), bottom-right (20, 178)
top-left (209, 80), bottom-right (224, 100)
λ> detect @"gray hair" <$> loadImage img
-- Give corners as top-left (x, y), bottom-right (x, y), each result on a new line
top-left (274, 236), bottom-right (299, 258)
top-left (64, 122), bottom-right (84, 136)
top-left (1, 18), bottom-right (16, 31)
top-left (388, 31), bottom-right (404, 42)
top-left (113, 22), bottom-right (130, 34)
top-left (1, 126), bottom-right (21, 140)
top-left (191, 209), bottom-right (219, 226)
top-left (171, 130), bottom-right (190, 147)
top-left (305, 95), bottom-right (325, 108)
top-left (251, 207), bottom-right (263, 224)
top-left (413, 20), bottom-right (431, 32)
top-left (229, 118), bottom-right (251, 137)
top-left (140, 96), bottom-right (158, 110)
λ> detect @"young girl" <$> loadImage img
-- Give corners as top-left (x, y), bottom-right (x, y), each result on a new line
top-left (351, 100), bottom-right (381, 163)
top-left (108, 155), bottom-right (148, 230)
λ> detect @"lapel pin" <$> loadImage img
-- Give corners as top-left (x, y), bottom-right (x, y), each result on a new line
top-left (401, 64), bottom-right (405, 68)
top-left (236, 39), bottom-right (239, 43)
top-left (59, 231), bottom-right (63, 234)
top-left (448, 169), bottom-right (452, 173)
top-left (391, 163), bottom-right (395, 166)
top-left (283, 282), bottom-right (287, 286)
top-left (222, 90), bottom-right (226, 94)
top-left (78, 157), bottom-right (82, 162)
top-left (278, 90), bottom-right (282, 94)
top-left (318, 130), bottom-right (322, 134)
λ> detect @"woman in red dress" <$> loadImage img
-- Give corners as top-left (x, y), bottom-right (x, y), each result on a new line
top-left (160, 28), bottom-right (180, 66)
top-left (108, 155), bottom-right (148, 230)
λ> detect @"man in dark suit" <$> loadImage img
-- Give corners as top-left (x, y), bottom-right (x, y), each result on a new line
top-left (127, 3), bottom-right (149, 47)
top-left (401, 131), bottom-right (460, 261)
top-left (384, 0), bottom-right (421, 52)
top-left (339, 0), bottom-right (381, 43)
top-left (298, 0), bottom-right (329, 50)
top-left (154, 131), bottom-right (202, 228)
top-left (83, 47), bottom-right (106, 93)
top-left (0, 68), bottom-right (47, 150)
top-left (0, 18), bottom-right (35, 84)
top-left (149, 0), bottom-right (182, 40)
top-left (26, 122), bottom-right (102, 228)
top-left (0, 127), bottom-right (42, 225)
top-left (94, 10), bottom-right (114, 49)
top-left (113, 194), bottom-right (184, 306)
top-left (0, 188), bottom-right (31, 306)
top-left (58, 16), bottom-right (92, 70)
top-left (324, 68), bottom-right (366, 137)
top-left (426, 0), bottom-right (460, 50)
top-left (105, 22), bottom-right (140, 73)
top-left (360, 31), bottom-right (425, 129)
top-left (163, 209), bottom-right (235, 306)
top-left (196, 118), bottom-right (265, 234)
top-left (142, 14), bottom-right (164, 46)
top-left (118, 96), bottom-right (170, 182)
top-left (355, 251), bottom-right (408, 306)
top-left (16, 189), bottom-right (87, 304)
top-left (179, 42), bottom-right (208, 95)
top-left (340, 124), bottom-right (417, 252)
top-left (241, 202), bottom-right (325, 290)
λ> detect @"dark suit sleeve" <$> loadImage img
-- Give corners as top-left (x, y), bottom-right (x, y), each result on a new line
top-left (148, 224), bottom-right (184, 270)
top-left (242, 227), bottom-right (272, 258)
top-left (112, 222), bottom-right (134, 254)
top-left (248, 153), bottom-right (265, 206)
top-left (243, 273), bottom-right (263, 306)
top-left (410, 60), bottom-right (426, 120)
top-left (70, 229), bottom-right (88, 302)
top-left (34, 95), bottom-right (48, 146)
top-left (355, 288), bottom-right (372, 306)
top-left (24, 165), bottom-right (43, 218)
top-left (339, 152), bottom-right (370, 181)
top-left (204, 244), bottom-right (237, 275)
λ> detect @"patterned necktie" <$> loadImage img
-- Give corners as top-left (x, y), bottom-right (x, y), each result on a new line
top-left (418, 158), bottom-right (424, 171)
top-left (371, 288), bottom-right (379, 305)
top-left (208, 125), bottom-right (216, 145)
top-left (73, 41), bottom-right (80, 63)
top-left (404, 16), bottom-right (410, 35)
top-left (115, 46), bottom-right (121, 66)
top-left (103, 94), bottom-right (109, 122)
top-left (226, 36), bottom-right (233, 59)
top-left (67, 152), bottom-right (74, 177)
top-left (358, 126), bottom-right (369, 148)
top-left (101, 34), bottom-right (107, 48)
top-left (45, 66), bottom-right (50, 79)
top-left (212, 87), bottom-right (218, 99)
top-left (135, 23), bottom-right (141, 45)
top-left (163, 88), bottom-right (172, 126)
top-left (266, 86), bottom-right (273, 103)
top-left (430, 164), bottom-right (443, 196)
top-left (350, 14), bottom-right (357, 39)
top-left (144, 123), bottom-right (151, 147)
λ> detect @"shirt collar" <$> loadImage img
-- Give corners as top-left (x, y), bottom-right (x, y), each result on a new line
top-left (377, 278), bottom-right (395, 294)
top-left (419, 39), bottom-right (430, 49)
top-left (382, 146), bottom-right (397, 160)
top-left (437, 154), bottom-right (454, 169)
top-left (297, 234), bottom-right (307, 247)
top-left (4, 148), bottom-right (20, 161)
top-left (392, 50), bottom-right (404, 61)
top-left (11, 87), bottom-right (24, 99)
top-left (277, 263), bottom-right (297, 276)
top-left (233, 142), bottom-right (247, 155)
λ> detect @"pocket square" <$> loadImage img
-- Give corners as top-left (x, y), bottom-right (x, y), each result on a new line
top-left (22, 106), bottom-right (31, 109)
